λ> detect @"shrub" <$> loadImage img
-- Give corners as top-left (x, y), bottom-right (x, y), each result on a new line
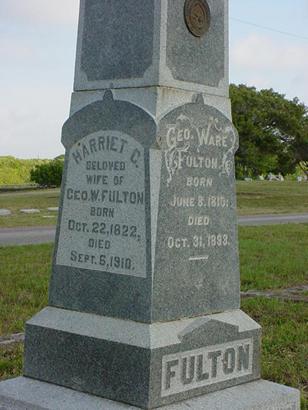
top-left (0, 157), bottom-right (49, 185)
top-left (30, 160), bottom-right (64, 187)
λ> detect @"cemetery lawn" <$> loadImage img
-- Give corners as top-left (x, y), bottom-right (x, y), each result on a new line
top-left (0, 344), bottom-right (23, 381)
top-left (242, 298), bottom-right (308, 408)
top-left (237, 180), bottom-right (308, 216)
top-left (0, 244), bottom-right (51, 336)
top-left (239, 224), bottom-right (308, 291)
top-left (0, 189), bottom-right (60, 228)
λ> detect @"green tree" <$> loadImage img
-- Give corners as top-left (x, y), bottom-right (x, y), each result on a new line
top-left (230, 84), bottom-right (308, 178)
top-left (30, 159), bottom-right (64, 187)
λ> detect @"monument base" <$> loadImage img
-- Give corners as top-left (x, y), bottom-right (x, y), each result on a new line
top-left (0, 377), bottom-right (300, 410)
top-left (23, 307), bottom-right (261, 408)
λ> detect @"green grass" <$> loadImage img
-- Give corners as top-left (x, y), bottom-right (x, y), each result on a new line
top-left (237, 180), bottom-right (308, 215)
top-left (239, 224), bottom-right (308, 291)
top-left (0, 244), bottom-right (52, 335)
top-left (0, 344), bottom-right (23, 381)
top-left (242, 298), bottom-right (308, 409)
top-left (0, 189), bottom-right (60, 228)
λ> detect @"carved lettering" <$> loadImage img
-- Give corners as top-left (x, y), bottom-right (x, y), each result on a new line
top-left (56, 131), bottom-right (147, 277)
top-left (161, 339), bottom-right (253, 397)
top-left (159, 109), bottom-right (238, 280)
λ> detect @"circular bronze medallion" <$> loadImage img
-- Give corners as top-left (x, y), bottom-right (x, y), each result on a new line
top-left (184, 0), bottom-right (211, 38)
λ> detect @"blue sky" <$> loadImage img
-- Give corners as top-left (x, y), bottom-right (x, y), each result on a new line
top-left (1, 0), bottom-right (308, 158)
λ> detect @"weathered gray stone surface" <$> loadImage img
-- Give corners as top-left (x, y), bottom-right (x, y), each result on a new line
top-left (0, 209), bottom-right (11, 216)
top-left (166, 0), bottom-right (225, 88)
top-left (79, 0), bottom-right (154, 82)
top-left (50, 91), bottom-right (156, 322)
top-left (69, 87), bottom-right (233, 121)
top-left (153, 96), bottom-right (240, 320)
top-left (24, 307), bottom-right (260, 408)
top-left (74, 0), bottom-right (228, 95)
top-left (50, 92), bottom-right (240, 323)
top-left (0, 378), bottom-right (300, 410)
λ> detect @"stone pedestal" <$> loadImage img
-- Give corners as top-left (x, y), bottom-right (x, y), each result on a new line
top-left (0, 0), bottom-right (301, 409)
top-left (0, 378), bottom-right (300, 410)
top-left (23, 307), bottom-right (260, 408)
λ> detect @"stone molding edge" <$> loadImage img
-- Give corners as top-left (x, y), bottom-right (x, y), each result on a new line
top-left (27, 307), bottom-right (260, 349)
top-left (0, 378), bottom-right (301, 410)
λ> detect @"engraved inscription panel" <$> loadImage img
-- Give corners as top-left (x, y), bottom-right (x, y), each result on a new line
top-left (161, 338), bottom-right (253, 397)
top-left (158, 105), bottom-right (238, 280)
top-left (154, 103), bottom-right (240, 318)
top-left (56, 131), bottom-right (146, 277)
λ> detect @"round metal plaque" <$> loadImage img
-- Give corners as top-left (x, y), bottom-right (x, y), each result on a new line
top-left (184, 0), bottom-right (211, 38)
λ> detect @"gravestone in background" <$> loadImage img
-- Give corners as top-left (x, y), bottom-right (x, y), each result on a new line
top-left (0, 0), bottom-right (301, 409)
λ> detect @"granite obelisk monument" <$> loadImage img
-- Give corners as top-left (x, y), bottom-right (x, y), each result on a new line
top-left (0, 0), bottom-right (300, 408)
